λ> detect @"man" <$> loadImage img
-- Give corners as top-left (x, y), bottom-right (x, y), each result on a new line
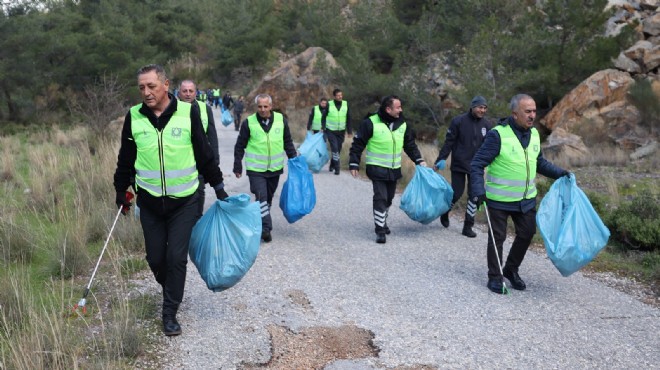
top-left (434, 96), bottom-right (492, 238)
top-left (113, 64), bottom-right (228, 336)
top-left (323, 88), bottom-right (351, 175)
top-left (233, 95), bottom-right (245, 131)
top-left (307, 97), bottom-right (328, 134)
top-left (222, 92), bottom-right (234, 112)
top-left (470, 94), bottom-right (569, 294)
top-left (212, 87), bottom-right (221, 109)
top-left (349, 95), bottom-right (426, 244)
top-left (178, 79), bottom-right (220, 217)
top-left (233, 94), bottom-right (298, 243)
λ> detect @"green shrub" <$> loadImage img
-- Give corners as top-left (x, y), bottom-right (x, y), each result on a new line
top-left (606, 190), bottom-right (660, 251)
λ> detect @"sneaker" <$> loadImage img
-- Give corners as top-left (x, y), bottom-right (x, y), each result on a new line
top-left (487, 279), bottom-right (505, 294)
top-left (163, 316), bottom-right (182, 336)
top-left (261, 230), bottom-right (272, 243)
top-left (503, 269), bottom-right (526, 290)
top-left (440, 212), bottom-right (450, 228)
top-left (376, 233), bottom-right (386, 244)
top-left (462, 225), bottom-right (477, 238)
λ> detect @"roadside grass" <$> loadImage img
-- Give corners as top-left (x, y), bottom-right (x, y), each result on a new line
top-left (0, 126), bottom-right (158, 369)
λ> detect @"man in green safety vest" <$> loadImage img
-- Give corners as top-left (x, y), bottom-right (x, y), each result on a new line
top-left (323, 88), bottom-right (352, 175)
top-left (212, 88), bottom-right (221, 109)
top-left (470, 94), bottom-right (570, 294)
top-left (114, 64), bottom-right (228, 336)
top-left (178, 79), bottom-right (220, 217)
top-left (307, 97), bottom-right (328, 134)
top-left (349, 95), bottom-right (426, 244)
top-left (233, 94), bottom-right (298, 243)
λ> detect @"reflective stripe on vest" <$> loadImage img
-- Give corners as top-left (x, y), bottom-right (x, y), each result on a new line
top-left (245, 112), bottom-right (286, 172)
top-left (485, 124), bottom-right (540, 202)
top-left (326, 100), bottom-right (348, 131)
top-left (130, 102), bottom-right (199, 197)
top-left (365, 114), bottom-right (406, 169)
top-left (311, 105), bottom-right (323, 131)
top-left (196, 100), bottom-right (209, 132)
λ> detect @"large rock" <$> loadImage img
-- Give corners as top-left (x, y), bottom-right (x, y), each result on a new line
top-left (245, 47), bottom-right (340, 133)
top-left (541, 127), bottom-right (590, 164)
top-left (643, 11), bottom-right (660, 35)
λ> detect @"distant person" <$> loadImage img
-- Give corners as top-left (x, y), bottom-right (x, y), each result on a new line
top-left (233, 95), bottom-right (245, 131)
top-left (113, 64), bottom-right (228, 336)
top-left (323, 88), bottom-right (351, 175)
top-left (212, 88), bottom-right (221, 109)
top-left (470, 93), bottom-right (570, 294)
top-left (434, 95), bottom-right (492, 238)
top-left (349, 95), bottom-right (426, 244)
top-left (307, 98), bottom-right (328, 134)
top-left (233, 94), bottom-right (298, 243)
top-left (222, 92), bottom-right (234, 112)
top-left (178, 79), bottom-right (220, 216)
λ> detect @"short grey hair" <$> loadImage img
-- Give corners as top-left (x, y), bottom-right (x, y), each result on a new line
top-left (510, 94), bottom-right (533, 111)
top-left (254, 94), bottom-right (272, 105)
top-left (137, 64), bottom-right (167, 82)
top-left (179, 79), bottom-right (196, 89)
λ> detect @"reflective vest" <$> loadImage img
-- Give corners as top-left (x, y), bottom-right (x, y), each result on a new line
top-left (311, 105), bottom-right (323, 131)
top-left (245, 112), bottom-right (286, 172)
top-left (196, 100), bottom-right (209, 132)
top-left (130, 102), bottom-right (199, 198)
top-left (326, 100), bottom-right (348, 131)
top-left (485, 124), bottom-right (540, 202)
top-left (212, 89), bottom-right (220, 97)
top-left (365, 114), bottom-right (406, 169)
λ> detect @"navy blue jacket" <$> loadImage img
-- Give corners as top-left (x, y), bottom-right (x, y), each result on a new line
top-left (470, 117), bottom-right (566, 213)
top-left (435, 110), bottom-right (492, 174)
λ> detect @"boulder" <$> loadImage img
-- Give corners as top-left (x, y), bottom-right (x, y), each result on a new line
top-left (541, 127), bottom-right (590, 163)
top-left (614, 53), bottom-right (643, 73)
top-left (245, 47), bottom-right (340, 133)
top-left (643, 12), bottom-right (660, 35)
top-left (638, 0), bottom-right (659, 11)
top-left (630, 140), bottom-right (658, 159)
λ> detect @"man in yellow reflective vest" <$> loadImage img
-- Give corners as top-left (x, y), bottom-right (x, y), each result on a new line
top-left (349, 95), bottom-right (426, 244)
top-left (178, 79), bottom-right (220, 217)
top-left (233, 94), bottom-right (298, 243)
top-left (307, 97), bottom-right (328, 134)
top-left (470, 94), bottom-right (570, 294)
top-left (323, 88), bottom-right (352, 175)
top-left (114, 64), bottom-right (228, 336)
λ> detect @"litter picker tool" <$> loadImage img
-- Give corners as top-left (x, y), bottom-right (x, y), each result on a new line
top-left (484, 205), bottom-right (510, 295)
top-left (73, 191), bottom-right (133, 314)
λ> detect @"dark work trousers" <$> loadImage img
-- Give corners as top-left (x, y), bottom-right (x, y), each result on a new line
top-left (450, 171), bottom-right (477, 226)
top-left (372, 179), bottom-right (397, 234)
top-left (140, 193), bottom-right (200, 318)
top-left (196, 176), bottom-right (206, 218)
top-left (325, 130), bottom-right (345, 170)
top-left (486, 206), bottom-right (537, 280)
top-left (249, 175), bottom-right (280, 232)
top-left (234, 112), bottom-right (242, 131)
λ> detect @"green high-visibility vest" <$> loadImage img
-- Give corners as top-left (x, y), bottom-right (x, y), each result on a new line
top-left (212, 89), bottom-right (220, 97)
top-left (130, 102), bottom-right (199, 198)
top-left (485, 124), bottom-right (540, 202)
top-left (326, 100), bottom-right (348, 131)
top-left (245, 112), bottom-right (286, 172)
top-left (196, 100), bottom-right (209, 132)
top-left (365, 114), bottom-right (406, 169)
top-left (311, 105), bottom-right (323, 131)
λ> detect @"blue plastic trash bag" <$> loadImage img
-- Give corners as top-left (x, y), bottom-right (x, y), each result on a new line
top-left (189, 194), bottom-right (262, 292)
top-left (399, 165), bottom-right (454, 224)
top-left (279, 156), bottom-right (316, 223)
top-left (298, 131), bottom-right (329, 173)
top-left (221, 109), bottom-right (233, 127)
top-left (537, 175), bottom-right (610, 277)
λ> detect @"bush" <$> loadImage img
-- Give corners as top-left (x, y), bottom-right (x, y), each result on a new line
top-left (606, 190), bottom-right (660, 251)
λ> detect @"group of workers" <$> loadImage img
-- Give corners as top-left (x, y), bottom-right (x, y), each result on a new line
top-left (113, 64), bottom-right (570, 336)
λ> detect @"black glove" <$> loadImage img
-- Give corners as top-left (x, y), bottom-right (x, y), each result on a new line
top-left (115, 192), bottom-right (132, 215)
top-left (560, 171), bottom-right (572, 179)
top-left (472, 194), bottom-right (487, 207)
top-left (215, 188), bottom-right (229, 201)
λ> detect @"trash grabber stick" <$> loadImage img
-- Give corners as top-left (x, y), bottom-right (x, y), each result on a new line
top-left (484, 205), bottom-right (509, 295)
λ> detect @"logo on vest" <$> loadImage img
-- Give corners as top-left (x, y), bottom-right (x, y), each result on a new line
top-left (481, 127), bottom-right (487, 137)
top-left (171, 127), bottom-right (182, 139)
top-left (275, 128), bottom-right (281, 134)
top-left (533, 144), bottom-right (539, 152)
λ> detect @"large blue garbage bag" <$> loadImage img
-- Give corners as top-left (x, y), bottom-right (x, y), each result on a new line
top-left (221, 109), bottom-right (233, 127)
top-left (399, 165), bottom-right (454, 225)
top-left (189, 194), bottom-right (262, 292)
top-left (537, 175), bottom-right (610, 277)
top-left (298, 131), bottom-right (329, 173)
top-left (279, 156), bottom-right (316, 223)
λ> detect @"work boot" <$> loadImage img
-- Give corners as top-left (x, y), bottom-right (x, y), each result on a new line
top-left (383, 225), bottom-right (391, 235)
top-left (462, 223), bottom-right (477, 238)
top-left (261, 230), bottom-right (272, 243)
top-left (162, 316), bottom-right (182, 336)
top-left (503, 268), bottom-right (526, 290)
top-left (440, 212), bottom-right (450, 228)
top-left (376, 233), bottom-right (386, 244)
top-left (487, 279), bottom-right (505, 294)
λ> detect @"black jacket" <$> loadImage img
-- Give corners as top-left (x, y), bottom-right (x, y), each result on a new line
top-left (233, 112), bottom-right (298, 178)
top-left (470, 117), bottom-right (567, 213)
top-left (349, 109), bottom-right (424, 182)
top-left (435, 109), bottom-right (492, 174)
top-left (113, 94), bottom-right (223, 213)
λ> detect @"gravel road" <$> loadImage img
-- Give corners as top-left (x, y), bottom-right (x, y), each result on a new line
top-left (150, 107), bottom-right (659, 369)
